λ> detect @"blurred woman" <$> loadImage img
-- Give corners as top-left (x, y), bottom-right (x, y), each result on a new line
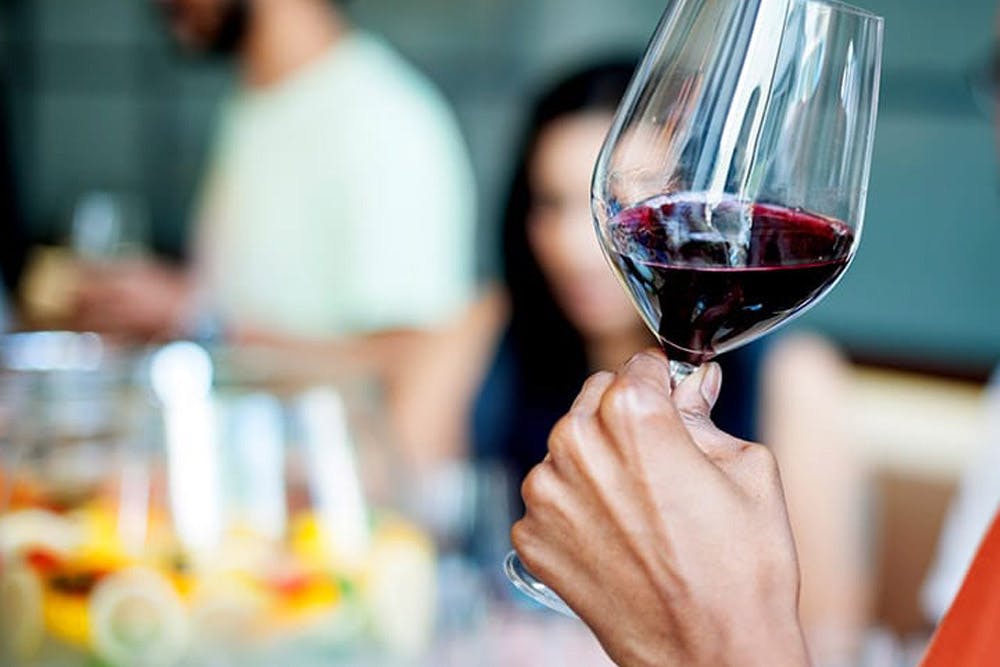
top-left (395, 62), bottom-right (867, 665)
top-left (469, 62), bottom-right (764, 484)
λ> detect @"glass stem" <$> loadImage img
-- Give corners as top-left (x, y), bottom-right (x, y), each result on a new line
top-left (668, 361), bottom-right (700, 390)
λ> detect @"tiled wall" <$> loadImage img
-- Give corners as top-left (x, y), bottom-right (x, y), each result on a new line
top-left (0, 0), bottom-right (664, 262)
top-left (3, 0), bottom-right (1000, 368)
top-left (1, 0), bottom-right (231, 255)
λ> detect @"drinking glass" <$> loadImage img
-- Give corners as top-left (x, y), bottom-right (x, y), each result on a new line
top-left (70, 191), bottom-right (150, 262)
top-left (507, 0), bottom-right (883, 615)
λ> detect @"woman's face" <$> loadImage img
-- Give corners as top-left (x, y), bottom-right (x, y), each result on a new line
top-left (527, 112), bottom-right (641, 340)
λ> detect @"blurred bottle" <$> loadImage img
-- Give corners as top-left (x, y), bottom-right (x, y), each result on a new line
top-left (18, 192), bottom-right (152, 327)
top-left (70, 191), bottom-right (150, 263)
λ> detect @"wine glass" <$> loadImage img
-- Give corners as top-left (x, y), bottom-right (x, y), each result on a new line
top-left (507, 0), bottom-right (883, 615)
top-left (70, 191), bottom-right (150, 262)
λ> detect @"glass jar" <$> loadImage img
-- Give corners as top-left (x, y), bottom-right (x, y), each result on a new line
top-left (0, 337), bottom-right (437, 666)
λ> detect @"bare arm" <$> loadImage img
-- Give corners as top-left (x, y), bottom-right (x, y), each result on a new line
top-left (68, 259), bottom-right (194, 341)
top-left (233, 290), bottom-right (508, 468)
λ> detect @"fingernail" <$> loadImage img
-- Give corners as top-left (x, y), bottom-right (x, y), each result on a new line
top-left (699, 363), bottom-right (722, 407)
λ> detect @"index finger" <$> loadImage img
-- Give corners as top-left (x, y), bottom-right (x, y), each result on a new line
top-left (569, 371), bottom-right (616, 416)
top-left (620, 349), bottom-right (673, 397)
top-left (599, 350), bottom-right (718, 469)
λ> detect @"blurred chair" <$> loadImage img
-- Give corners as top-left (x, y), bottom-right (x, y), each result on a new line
top-left (871, 472), bottom-right (956, 636)
top-left (846, 366), bottom-right (989, 637)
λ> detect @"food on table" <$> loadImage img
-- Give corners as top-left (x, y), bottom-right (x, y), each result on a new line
top-left (0, 509), bottom-right (85, 558)
top-left (90, 567), bottom-right (190, 667)
top-left (0, 498), bottom-right (437, 665)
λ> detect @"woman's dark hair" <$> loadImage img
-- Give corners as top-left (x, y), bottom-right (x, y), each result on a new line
top-left (473, 61), bottom-right (638, 478)
top-left (475, 59), bottom-right (763, 485)
top-left (502, 60), bottom-right (638, 399)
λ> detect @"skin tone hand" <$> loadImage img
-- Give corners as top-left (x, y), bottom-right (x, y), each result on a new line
top-left (512, 350), bottom-right (810, 667)
top-left (70, 259), bottom-right (193, 341)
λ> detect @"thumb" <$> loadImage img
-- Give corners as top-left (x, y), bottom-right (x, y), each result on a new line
top-left (673, 362), bottom-right (722, 426)
top-left (673, 362), bottom-right (741, 458)
top-left (674, 363), bottom-right (752, 460)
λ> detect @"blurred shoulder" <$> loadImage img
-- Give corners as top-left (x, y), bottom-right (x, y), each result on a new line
top-left (762, 332), bottom-right (848, 386)
top-left (329, 31), bottom-right (461, 129)
top-left (320, 31), bottom-right (473, 194)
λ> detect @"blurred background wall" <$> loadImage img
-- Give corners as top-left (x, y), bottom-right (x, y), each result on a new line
top-left (1, 0), bottom-right (999, 373)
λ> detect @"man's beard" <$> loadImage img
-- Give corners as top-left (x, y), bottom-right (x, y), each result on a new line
top-left (207, 0), bottom-right (251, 57)
top-left (158, 0), bottom-right (252, 59)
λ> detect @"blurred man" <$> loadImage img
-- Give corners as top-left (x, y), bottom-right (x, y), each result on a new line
top-left (73, 0), bottom-right (475, 367)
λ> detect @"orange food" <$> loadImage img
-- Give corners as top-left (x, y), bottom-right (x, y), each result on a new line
top-left (4, 476), bottom-right (48, 511)
top-left (25, 548), bottom-right (64, 575)
top-left (267, 574), bottom-right (342, 636)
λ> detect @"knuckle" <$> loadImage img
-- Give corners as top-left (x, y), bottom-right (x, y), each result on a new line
top-left (600, 377), bottom-right (640, 420)
top-left (510, 521), bottom-right (547, 577)
top-left (626, 349), bottom-right (657, 367)
top-left (548, 415), bottom-right (577, 451)
top-left (600, 376), bottom-right (664, 426)
top-left (581, 370), bottom-right (615, 395)
top-left (510, 519), bottom-right (531, 554)
top-left (743, 443), bottom-right (779, 474)
top-left (520, 464), bottom-right (554, 507)
top-left (588, 369), bottom-right (616, 387)
top-left (624, 349), bottom-right (671, 376)
top-left (548, 413), bottom-right (589, 462)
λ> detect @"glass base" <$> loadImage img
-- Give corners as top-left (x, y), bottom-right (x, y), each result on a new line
top-left (504, 551), bottom-right (578, 618)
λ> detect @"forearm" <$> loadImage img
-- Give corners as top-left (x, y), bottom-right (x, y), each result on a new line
top-left (720, 616), bottom-right (810, 667)
top-left (229, 327), bottom-right (425, 377)
top-left (607, 615), bottom-right (809, 667)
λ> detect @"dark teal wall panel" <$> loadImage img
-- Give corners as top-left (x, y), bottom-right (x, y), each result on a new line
top-left (2, 0), bottom-right (1000, 367)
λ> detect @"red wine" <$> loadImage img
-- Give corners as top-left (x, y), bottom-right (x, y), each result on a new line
top-left (607, 194), bottom-right (854, 365)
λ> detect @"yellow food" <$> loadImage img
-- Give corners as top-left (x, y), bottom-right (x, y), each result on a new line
top-left (43, 588), bottom-right (91, 649)
top-left (273, 576), bottom-right (341, 620)
top-left (3, 499), bottom-right (437, 660)
top-left (289, 512), bottom-right (334, 569)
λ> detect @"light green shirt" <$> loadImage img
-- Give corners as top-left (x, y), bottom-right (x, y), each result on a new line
top-left (196, 32), bottom-right (476, 337)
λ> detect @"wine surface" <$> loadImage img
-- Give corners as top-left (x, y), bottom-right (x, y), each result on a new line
top-left (607, 194), bottom-right (855, 364)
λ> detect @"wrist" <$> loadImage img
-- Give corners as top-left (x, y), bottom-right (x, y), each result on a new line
top-left (723, 613), bottom-right (809, 667)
